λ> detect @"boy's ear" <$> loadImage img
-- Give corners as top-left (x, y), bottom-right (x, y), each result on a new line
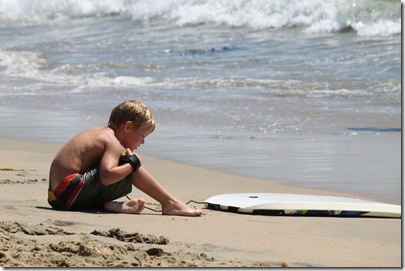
top-left (124, 121), bottom-right (133, 131)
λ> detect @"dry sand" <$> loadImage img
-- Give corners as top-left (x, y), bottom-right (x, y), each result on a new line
top-left (0, 137), bottom-right (401, 267)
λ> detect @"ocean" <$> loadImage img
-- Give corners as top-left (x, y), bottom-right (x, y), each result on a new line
top-left (0, 0), bottom-right (401, 204)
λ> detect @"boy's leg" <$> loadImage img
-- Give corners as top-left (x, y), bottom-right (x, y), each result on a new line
top-left (131, 167), bottom-right (203, 216)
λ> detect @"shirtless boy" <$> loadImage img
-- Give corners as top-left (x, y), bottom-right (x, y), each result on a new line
top-left (48, 100), bottom-right (202, 216)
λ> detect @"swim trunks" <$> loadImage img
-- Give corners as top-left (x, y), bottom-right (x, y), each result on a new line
top-left (48, 163), bottom-right (132, 211)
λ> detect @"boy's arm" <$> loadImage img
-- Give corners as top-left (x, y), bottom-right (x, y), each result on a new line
top-left (98, 142), bottom-right (137, 186)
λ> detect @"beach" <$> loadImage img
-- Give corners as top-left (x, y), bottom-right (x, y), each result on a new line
top-left (0, 136), bottom-right (401, 268)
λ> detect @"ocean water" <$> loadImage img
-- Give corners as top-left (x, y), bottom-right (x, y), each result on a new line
top-left (0, 0), bottom-right (401, 204)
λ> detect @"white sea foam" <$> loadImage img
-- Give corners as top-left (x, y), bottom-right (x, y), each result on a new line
top-left (354, 19), bottom-right (402, 37)
top-left (0, 0), bottom-right (400, 36)
top-left (0, 0), bottom-right (126, 24)
top-left (0, 50), bottom-right (49, 76)
top-left (0, 47), bottom-right (400, 100)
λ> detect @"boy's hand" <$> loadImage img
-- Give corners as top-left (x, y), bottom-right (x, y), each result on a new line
top-left (119, 148), bottom-right (141, 172)
top-left (124, 148), bottom-right (143, 162)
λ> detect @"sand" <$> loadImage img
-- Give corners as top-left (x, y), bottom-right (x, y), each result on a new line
top-left (0, 137), bottom-right (401, 268)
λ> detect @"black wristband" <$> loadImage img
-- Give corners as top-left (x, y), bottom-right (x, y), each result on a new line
top-left (119, 153), bottom-right (141, 172)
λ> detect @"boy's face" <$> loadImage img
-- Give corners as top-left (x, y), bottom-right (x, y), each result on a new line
top-left (124, 122), bottom-right (153, 151)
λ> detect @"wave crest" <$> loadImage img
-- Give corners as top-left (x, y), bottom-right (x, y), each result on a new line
top-left (0, 0), bottom-right (400, 36)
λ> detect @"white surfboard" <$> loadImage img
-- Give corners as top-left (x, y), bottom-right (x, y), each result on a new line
top-left (204, 193), bottom-right (401, 218)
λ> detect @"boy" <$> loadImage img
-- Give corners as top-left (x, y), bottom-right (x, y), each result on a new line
top-left (48, 100), bottom-right (202, 216)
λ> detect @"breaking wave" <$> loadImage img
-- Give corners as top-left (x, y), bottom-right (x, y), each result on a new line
top-left (0, 0), bottom-right (400, 36)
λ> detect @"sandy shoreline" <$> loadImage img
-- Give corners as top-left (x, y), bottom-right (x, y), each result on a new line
top-left (0, 137), bottom-right (401, 267)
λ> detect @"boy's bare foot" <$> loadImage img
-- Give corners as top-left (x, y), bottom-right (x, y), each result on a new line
top-left (104, 198), bottom-right (146, 214)
top-left (162, 200), bottom-right (203, 217)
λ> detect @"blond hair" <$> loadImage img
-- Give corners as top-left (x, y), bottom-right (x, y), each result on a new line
top-left (108, 100), bottom-right (155, 131)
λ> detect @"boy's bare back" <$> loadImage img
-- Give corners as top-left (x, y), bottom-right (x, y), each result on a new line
top-left (49, 127), bottom-right (119, 190)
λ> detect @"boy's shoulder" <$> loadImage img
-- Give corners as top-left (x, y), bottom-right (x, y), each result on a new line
top-left (87, 126), bottom-right (112, 133)
top-left (78, 127), bottom-right (117, 142)
top-left (71, 127), bottom-right (121, 151)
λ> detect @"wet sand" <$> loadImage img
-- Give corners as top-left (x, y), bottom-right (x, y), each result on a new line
top-left (0, 137), bottom-right (401, 267)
